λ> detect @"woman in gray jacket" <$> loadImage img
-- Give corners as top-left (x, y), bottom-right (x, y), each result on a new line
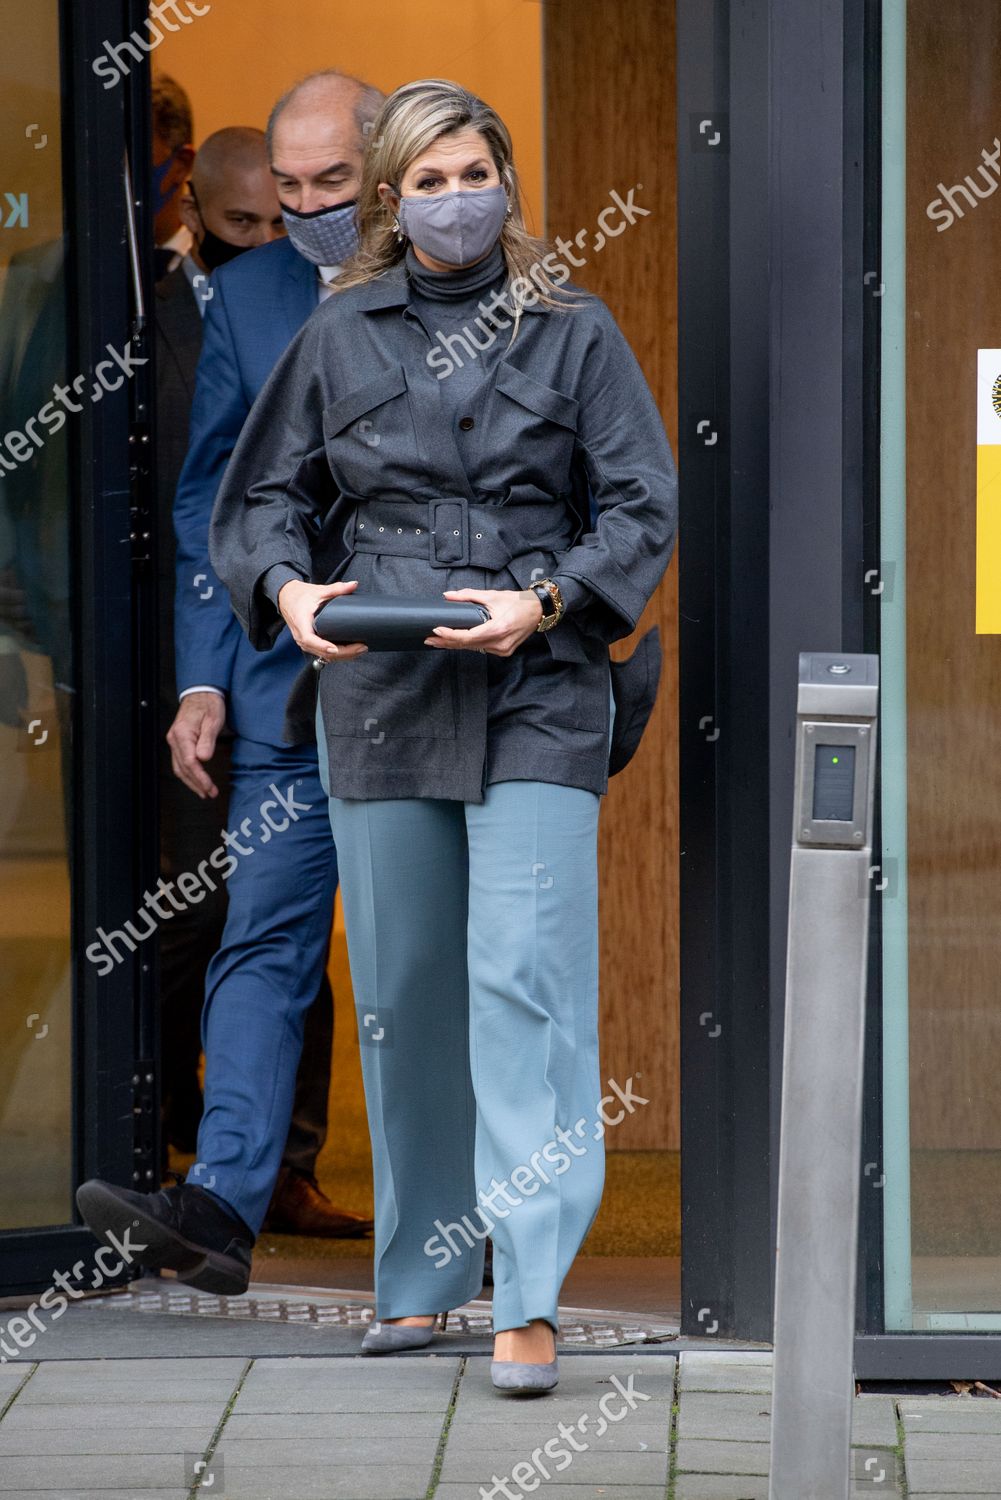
top-left (209, 77), bottom-right (677, 1395)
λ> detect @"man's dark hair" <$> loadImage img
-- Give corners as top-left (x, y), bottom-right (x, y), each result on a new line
top-left (152, 73), bottom-right (194, 149)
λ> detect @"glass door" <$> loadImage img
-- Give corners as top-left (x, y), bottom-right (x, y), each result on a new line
top-left (0, 0), bottom-right (158, 1296)
top-left (0, 0), bottom-right (74, 1232)
top-left (878, 0), bottom-right (1001, 1333)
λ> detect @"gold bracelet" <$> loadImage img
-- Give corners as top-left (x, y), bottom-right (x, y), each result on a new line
top-left (533, 578), bottom-right (564, 632)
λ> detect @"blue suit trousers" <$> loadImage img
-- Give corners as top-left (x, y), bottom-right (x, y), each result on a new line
top-left (315, 689), bottom-right (614, 1334)
top-left (193, 735), bottom-right (338, 1232)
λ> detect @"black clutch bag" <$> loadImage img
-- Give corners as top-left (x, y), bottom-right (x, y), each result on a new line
top-left (314, 593), bottom-right (491, 651)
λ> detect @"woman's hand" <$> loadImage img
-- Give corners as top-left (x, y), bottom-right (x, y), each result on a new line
top-left (277, 577), bottom-right (369, 661)
top-left (424, 587), bottom-right (544, 656)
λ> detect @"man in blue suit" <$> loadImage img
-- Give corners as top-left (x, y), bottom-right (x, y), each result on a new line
top-left (77, 70), bottom-right (384, 1291)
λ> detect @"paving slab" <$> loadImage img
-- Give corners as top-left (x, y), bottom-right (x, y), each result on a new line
top-left (679, 1354), bottom-right (772, 1394)
top-left (230, 1387), bottom-right (453, 1414)
top-left (676, 1391), bottom-right (772, 1443)
top-left (675, 1437), bottom-right (770, 1475)
top-left (221, 1410), bottom-right (444, 1439)
top-left (0, 1425), bottom-right (217, 1455)
top-left (210, 1435), bottom-right (441, 1466)
top-left (675, 1393), bottom-right (896, 1446)
top-left (240, 1354), bottom-right (458, 1382)
top-left (901, 1399), bottom-right (1001, 1434)
top-left (437, 1448), bottom-right (669, 1484)
top-left (451, 1390), bottom-right (670, 1416)
top-left (0, 1453), bottom-right (192, 1490)
top-left (673, 1478), bottom-right (771, 1500)
top-left (435, 1488), bottom-right (666, 1499)
top-left (12, 1374), bottom-right (240, 1404)
top-left (229, 1355), bottom-right (458, 1415)
top-left (445, 1418), bottom-right (670, 1451)
top-left (678, 1351), bottom-right (774, 1366)
top-left (907, 1433), bottom-right (1001, 1462)
top-left (852, 1394), bottom-right (901, 1448)
top-left (21, 1493), bottom-right (191, 1499)
top-left (0, 1399), bottom-right (222, 1428)
top-left (211, 1464), bottom-right (435, 1499)
top-left (905, 1457), bottom-right (1001, 1494)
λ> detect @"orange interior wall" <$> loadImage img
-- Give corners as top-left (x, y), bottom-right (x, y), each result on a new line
top-left (154, 0), bottom-right (544, 230)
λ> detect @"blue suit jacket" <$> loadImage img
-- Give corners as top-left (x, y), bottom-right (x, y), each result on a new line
top-left (173, 237), bottom-right (317, 746)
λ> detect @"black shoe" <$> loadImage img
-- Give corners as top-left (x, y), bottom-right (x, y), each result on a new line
top-left (75, 1176), bottom-right (255, 1295)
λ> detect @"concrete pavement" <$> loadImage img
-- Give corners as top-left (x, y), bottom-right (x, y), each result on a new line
top-left (2, 1343), bottom-right (1000, 1497)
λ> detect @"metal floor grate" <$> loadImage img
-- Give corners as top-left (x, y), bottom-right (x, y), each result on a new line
top-left (82, 1284), bottom-right (679, 1347)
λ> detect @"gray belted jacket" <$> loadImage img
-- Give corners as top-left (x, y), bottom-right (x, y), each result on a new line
top-left (207, 262), bottom-right (678, 802)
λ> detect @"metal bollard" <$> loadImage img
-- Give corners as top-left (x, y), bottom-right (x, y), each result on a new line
top-left (769, 652), bottom-right (879, 1500)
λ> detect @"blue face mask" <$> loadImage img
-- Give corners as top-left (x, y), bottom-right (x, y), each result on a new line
top-left (152, 149), bottom-right (180, 216)
top-left (280, 198), bottom-right (360, 267)
top-left (397, 184), bottom-right (508, 267)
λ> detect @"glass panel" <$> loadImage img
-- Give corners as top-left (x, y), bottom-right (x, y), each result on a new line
top-left (0, 0), bottom-right (73, 1228)
top-left (880, 0), bottom-right (1001, 1330)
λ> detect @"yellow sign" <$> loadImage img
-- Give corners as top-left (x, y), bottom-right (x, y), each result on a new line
top-left (977, 350), bottom-right (1001, 632)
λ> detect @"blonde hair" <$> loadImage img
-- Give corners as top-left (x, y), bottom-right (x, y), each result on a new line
top-left (335, 78), bottom-right (582, 321)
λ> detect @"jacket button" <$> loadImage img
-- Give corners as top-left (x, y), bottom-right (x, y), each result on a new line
top-left (458, 416), bottom-right (475, 431)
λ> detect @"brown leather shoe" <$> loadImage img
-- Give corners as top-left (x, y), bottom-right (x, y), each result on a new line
top-left (262, 1167), bottom-right (374, 1238)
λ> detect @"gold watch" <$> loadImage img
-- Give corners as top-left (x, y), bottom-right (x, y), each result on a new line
top-left (532, 578), bottom-right (564, 632)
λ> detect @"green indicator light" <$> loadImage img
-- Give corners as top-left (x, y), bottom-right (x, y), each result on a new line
top-left (832, 755), bottom-right (839, 764)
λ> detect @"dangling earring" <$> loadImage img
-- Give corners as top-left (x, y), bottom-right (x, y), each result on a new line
top-left (392, 215), bottom-right (403, 242)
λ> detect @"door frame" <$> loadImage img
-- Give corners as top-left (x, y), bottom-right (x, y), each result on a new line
top-left (676, 0), bottom-right (871, 1345)
top-left (0, 0), bottom-right (159, 1298)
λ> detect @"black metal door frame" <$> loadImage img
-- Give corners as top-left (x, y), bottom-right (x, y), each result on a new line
top-left (677, 0), bottom-right (871, 1346)
top-left (0, 0), bottom-right (159, 1298)
top-left (678, 0), bottom-right (1001, 1376)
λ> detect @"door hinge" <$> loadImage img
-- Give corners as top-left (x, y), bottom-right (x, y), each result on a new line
top-left (128, 425), bottom-right (152, 564)
top-left (131, 1058), bottom-right (157, 1187)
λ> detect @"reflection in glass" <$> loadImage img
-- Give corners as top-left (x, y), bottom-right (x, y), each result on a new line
top-left (0, 0), bottom-right (73, 1228)
top-left (881, 0), bottom-right (1001, 1330)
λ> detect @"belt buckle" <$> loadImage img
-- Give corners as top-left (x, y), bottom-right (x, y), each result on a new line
top-left (428, 497), bottom-right (469, 568)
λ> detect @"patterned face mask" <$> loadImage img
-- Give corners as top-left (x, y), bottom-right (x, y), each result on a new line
top-left (279, 198), bottom-right (360, 267)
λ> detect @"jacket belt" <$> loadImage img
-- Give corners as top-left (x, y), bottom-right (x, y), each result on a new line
top-left (344, 496), bottom-right (577, 571)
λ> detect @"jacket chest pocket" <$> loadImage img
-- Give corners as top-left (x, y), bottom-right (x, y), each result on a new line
top-left (321, 364), bottom-right (419, 495)
top-left (322, 649), bottom-right (459, 740)
top-left (494, 362), bottom-right (579, 489)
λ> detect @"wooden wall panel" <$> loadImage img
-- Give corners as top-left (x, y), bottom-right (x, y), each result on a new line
top-left (544, 0), bottom-right (678, 1149)
top-left (905, 2), bottom-right (1001, 1148)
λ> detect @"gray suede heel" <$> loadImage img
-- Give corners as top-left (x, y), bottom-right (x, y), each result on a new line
top-left (490, 1357), bottom-right (560, 1394)
top-left (361, 1310), bottom-right (448, 1354)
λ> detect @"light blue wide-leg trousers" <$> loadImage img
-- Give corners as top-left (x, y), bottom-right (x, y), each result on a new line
top-left (316, 691), bottom-right (613, 1334)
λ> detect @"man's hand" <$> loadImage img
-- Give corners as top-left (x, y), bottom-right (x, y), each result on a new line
top-left (167, 691), bottom-right (228, 799)
top-left (424, 588), bottom-right (544, 656)
top-left (277, 577), bottom-right (369, 661)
